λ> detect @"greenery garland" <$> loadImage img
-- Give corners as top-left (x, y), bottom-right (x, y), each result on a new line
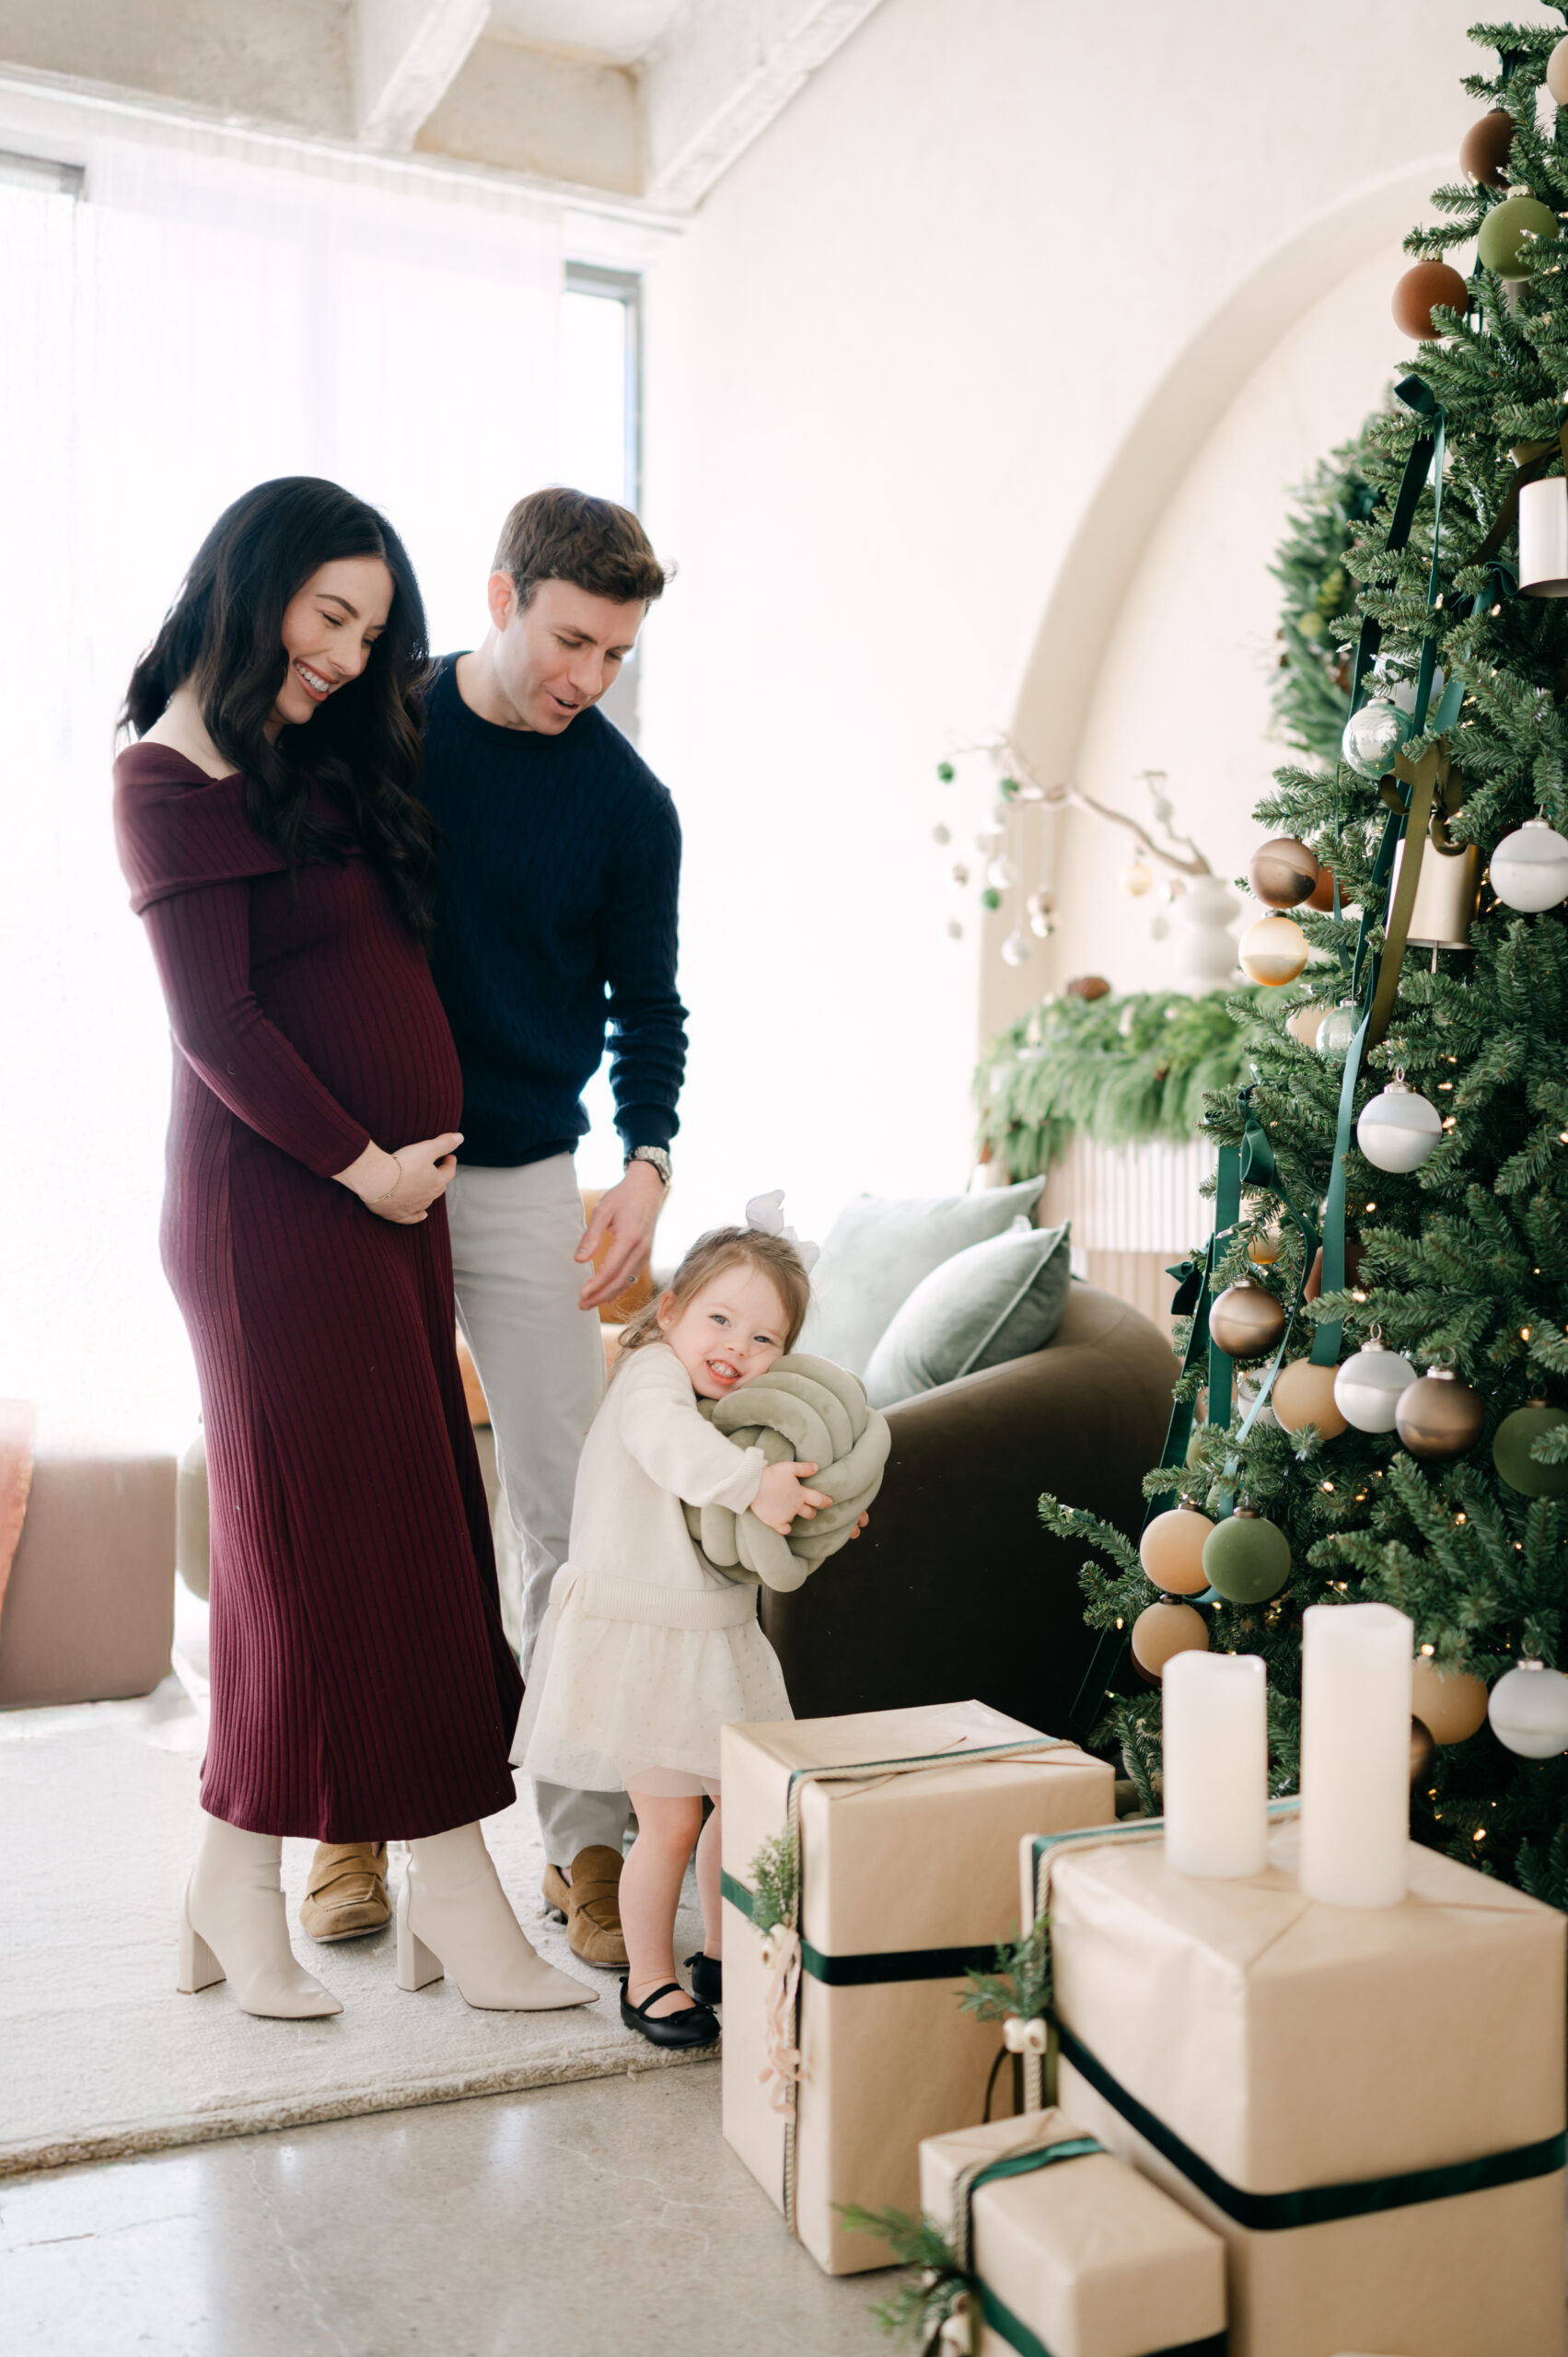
top-left (1269, 420), bottom-right (1380, 771)
top-left (974, 987), bottom-right (1262, 1182)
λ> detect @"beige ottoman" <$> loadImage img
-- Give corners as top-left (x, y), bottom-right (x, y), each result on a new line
top-left (0, 1435), bottom-right (177, 1708)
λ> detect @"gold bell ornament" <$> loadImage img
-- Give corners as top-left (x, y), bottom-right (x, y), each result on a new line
top-left (1388, 830), bottom-right (1481, 951)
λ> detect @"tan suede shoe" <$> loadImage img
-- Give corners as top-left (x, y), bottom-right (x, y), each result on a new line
top-left (541, 1844), bottom-right (629, 1968)
top-left (300, 1840), bottom-right (391, 1943)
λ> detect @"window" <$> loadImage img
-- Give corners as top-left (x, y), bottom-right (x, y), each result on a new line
top-left (559, 266), bottom-right (641, 510)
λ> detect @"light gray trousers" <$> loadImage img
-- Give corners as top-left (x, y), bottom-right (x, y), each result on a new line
top-left (446, 1153), bottom-right (633, 1865)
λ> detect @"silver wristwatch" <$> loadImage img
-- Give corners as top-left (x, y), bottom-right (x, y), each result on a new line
top-left (625, 1144), bottom-right (672, 1188)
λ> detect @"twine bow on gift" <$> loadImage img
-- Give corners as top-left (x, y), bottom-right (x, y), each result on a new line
top-left (933, 2285), bottom-right (978, 2356)
top-left (758, 1922), bottom-right (803, 2117)
top-left (684, 1353), bottom-right (891, 1590)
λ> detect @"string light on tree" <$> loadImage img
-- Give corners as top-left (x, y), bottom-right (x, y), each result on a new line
top-left (1355, 1072), bottom-right (1443, 1173)
top-left (1489, 817), bottom-right (1568, 911)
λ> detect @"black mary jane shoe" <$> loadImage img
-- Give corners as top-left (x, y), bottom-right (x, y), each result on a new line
top-left (683, 1950), bottom-right (723, 2006)
top-left (620, 1979), bottom-right (721, 2049)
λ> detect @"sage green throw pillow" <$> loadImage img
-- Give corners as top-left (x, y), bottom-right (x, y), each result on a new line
top-left (798, 1178), bottom-right (1046, 1378)
top-left (863, 1217), bottom-right (1072, 1410)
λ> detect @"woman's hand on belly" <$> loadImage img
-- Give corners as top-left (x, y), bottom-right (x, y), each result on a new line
top-left (335, 1132), bottom-right (463, 1225)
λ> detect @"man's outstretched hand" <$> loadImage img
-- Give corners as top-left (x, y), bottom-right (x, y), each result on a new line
top-left (576, 1157), bottom-right (667, 1311)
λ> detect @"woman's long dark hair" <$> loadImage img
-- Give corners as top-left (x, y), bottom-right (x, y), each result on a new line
top-left (122, 477), bottom-right (437, 941)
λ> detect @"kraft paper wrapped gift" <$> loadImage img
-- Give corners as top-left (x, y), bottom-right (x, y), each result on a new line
top-left (1020, 1817), bottom-right (1566, 2357)
top-left (918, 2108), bottom-right (1226, 2357)
top-left (721, 1699), bottom-right (1115, 2276)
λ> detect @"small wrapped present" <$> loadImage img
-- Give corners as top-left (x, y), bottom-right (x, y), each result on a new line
top-left (721, 1699), bottom-right (1116, 2275)
top-left (916, 2107), bottom-right (1226, 2357)
top-left (1018, 1814), bottom-right (1567, 2357)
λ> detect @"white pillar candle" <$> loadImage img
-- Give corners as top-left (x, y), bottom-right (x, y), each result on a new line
top-left (1161, 1650), bottom-right (1268, 1878)
top-left (1299, 1601), bottom-right (1413, 1909)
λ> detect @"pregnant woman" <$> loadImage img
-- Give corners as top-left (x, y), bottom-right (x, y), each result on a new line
top-left (114, 477), bottom-right (592, 2020)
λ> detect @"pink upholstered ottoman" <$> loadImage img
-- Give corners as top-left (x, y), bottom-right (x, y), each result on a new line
top-left (0, 1428), bottom-right (176, 1708)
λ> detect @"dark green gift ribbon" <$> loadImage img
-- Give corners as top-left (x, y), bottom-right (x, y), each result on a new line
top-left (1053, 2018), bottom-right (1565, 2234)
top-left (721, 1869), bottom-right (996, 1984)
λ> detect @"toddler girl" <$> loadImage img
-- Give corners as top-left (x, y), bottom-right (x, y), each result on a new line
top-left (516, 1220), bottom-right (831, 2049)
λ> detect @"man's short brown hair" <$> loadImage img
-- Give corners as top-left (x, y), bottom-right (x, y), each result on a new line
top-left (494, 485), bottom-right (669, 610)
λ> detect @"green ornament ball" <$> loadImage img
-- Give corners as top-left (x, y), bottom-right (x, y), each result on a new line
top-left (1202, 1507), bottom-right (1291, 1605)
top-left (1493, 1403), bottom-right (1568, 1499)
top-left (1476, 193), bottom-right (1559, 280)
top-left (936, 761), bottom-right (956, 783)
top-left (980, 886), bottom-right (1003, 911)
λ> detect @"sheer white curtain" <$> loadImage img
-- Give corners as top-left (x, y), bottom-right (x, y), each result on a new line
top-left (0, 131), bottom-right (563, 1446)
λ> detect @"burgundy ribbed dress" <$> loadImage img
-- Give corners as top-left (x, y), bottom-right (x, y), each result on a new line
top-left (114, 744), bottom-right (522, 1840)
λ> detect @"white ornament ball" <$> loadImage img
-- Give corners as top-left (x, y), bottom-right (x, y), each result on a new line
top-left (1000, 929), bottom-right (1031, 967)
top-left (1333, 1334), bottom-right (1419, 1434)
top-left (1549, 32), bottom-right (1568, 105)
top-left (1488, 1658), bottom-right (1568, 1759)
top-left (1355, 1075), bottom-right (1443, 1173)
top-left (986, 853), bottom-right (1016, 889)
top-left (1342, 700), bottom-right (1411, 779)
top-left (1238, 912), bottom-right (1309, 986)
top-left (1490, 818), bottom-right (1568, 912)
top-left (1388, 666), bottom-right (1446, 717)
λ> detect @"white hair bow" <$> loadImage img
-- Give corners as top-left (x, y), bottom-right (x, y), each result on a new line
top-left (745, 1190), bottom-right (820, 1273)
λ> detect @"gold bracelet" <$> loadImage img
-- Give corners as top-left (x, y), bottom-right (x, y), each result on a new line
top-left (371, 1155), bottom-right (403, 1204)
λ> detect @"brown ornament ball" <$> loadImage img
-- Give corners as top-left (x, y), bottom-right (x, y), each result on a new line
top-left (1249, 836), bottom-right (1320, 910)
top-left (1410, 1715), bottom-right (1436, 1788)
top-left (1458, 107), bottom-right (1516, 187)
top-left (1286, 1003), bottom-right (1330, 1050)
top-left (1139, 1503), bottom-right (1214, 1596)
top-left (1272, 1357), bottom-right (1348, 1441)
top-left (1066, 974), bottom-right (1111, 1001)
top-left (1130, 1597), bottom-right (1210, 1680)
top-left (1304, 1238), bottom-right (1365, 1302)
top-left (1391, 259), bottom-right (1470, 342)
top-left (1411, 1656), bottom-right (1490, 1745)
top-left (1394, 1367), bottom-right (1486, 1460)
top-left (1209, 1279), bottom-right (1288, 1362)
top-left (1304, 864), bottom-right (1339, 912)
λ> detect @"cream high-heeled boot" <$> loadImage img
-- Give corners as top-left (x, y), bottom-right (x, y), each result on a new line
top-left (399, 1822), bottom-right (598, 2011)
top-left (179, 1813), bottom-right (343, 2019)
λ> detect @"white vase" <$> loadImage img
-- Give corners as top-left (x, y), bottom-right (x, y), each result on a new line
top-left (1172, 875), bottom-right (1239, 993)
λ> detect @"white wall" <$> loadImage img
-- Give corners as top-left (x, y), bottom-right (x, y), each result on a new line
top-left (637, 0), bottom-right (1524, 1256)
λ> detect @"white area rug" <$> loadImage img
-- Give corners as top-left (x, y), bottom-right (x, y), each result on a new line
top-left (0, 1674), bottom-right (712, 2177)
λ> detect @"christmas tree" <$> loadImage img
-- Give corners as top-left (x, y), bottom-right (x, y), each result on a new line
top-left (1051, 11), bottom-right (1568, 1898)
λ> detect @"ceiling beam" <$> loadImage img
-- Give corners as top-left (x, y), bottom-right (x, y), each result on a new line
top-left (641, 0), bottom-right (886, 211)
top-left (354, 0), bottom-right (493, 150)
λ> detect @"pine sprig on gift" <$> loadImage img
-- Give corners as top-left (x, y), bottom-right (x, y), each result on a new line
top-left (837, 2206), bottom-right (965, 2348)
top-left (958, 1911), bottom-right (1051, 2028)
top-left (747, 1829), bottom-right (799, 1933)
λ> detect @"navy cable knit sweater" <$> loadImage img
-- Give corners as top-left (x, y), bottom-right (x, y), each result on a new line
top-left (419, 656), bottom-right (687, 1167)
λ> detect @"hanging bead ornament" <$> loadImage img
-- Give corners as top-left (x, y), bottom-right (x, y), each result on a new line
top-left (1342, 699), bottom-right (1411, 779)
top-left (1238, 913), bottom-right (1309, 986)
top-left (1333, 1329), bottom-right (1418, 1433)
top-left (1248, 837), bottom-right (1320, 909)
top-left (1000, 930), bottom-right (1031, 968)
top-left (1026, 887), bottom-right (1054, 938)
top-left (1208, 1280), bottom-right (1288, 1361)
top-left (1394, 1364), bottom-right (1485, 1460)
top-left (1121, 859), bottom-right (1154, 897)
top-left (1138, 1502), bottom-right (1214, 1596)
top-left (950, 863), bottom-right (970, 887)
top-left (1490, 816), bottom-right (1568, 911)
top-left (1317, 1001), bottom-right (1361, 1062)
top-left (1272, 1358), bottom-right (1348, 1441)
top-left (932, 822), bottom-right (952, 846)
top-left (1476, 191), bottom-right (1559, 279)
top-left (1488, 1658), bottom-right (1568, 1759)
top-left (946, 919), bottom-right (964, 940)
top-left (985, 853), bottom-right (1016, 890)
top-left (1493, 1400), bottom-right (1568, 1500)
top-left (1411, 1656), bottom-right (1491, 1745)
top-left (1355, 1071), bottom-right (1443, 1174)
top-left (1202, 1504), bottom-right (1291, 1605)
top-left (1130, 1596), bottom-right (1210, 1679)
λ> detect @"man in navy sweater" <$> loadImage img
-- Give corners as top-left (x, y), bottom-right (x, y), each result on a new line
top-left (301, 490), bottom-right (685, 1969)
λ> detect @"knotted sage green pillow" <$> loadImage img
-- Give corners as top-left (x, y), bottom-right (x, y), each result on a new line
top-left (863, 1217), bottom-right (1072, 1410)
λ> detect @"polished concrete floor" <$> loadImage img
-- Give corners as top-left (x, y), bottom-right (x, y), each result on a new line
top-left (1, 2061), bottom-right (890, 2355)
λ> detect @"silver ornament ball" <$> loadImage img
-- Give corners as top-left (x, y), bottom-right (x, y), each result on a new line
top-left (1000, 929), bottom-right (1031, 967)
top-left (1317, 1003), bottom-right (1361, 1062)
top-left (1342, 700), bottom-right (1411, 780)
